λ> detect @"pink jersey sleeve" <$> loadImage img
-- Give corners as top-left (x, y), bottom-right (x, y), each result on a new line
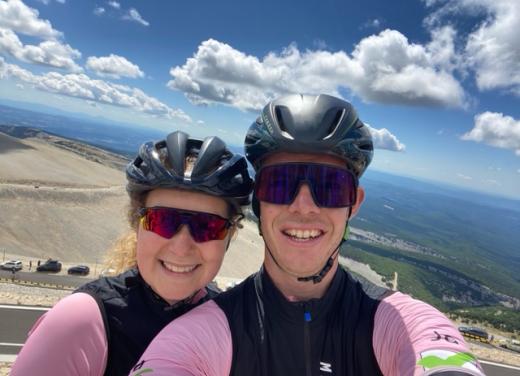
top-left (373, 292), bottom-right (485, 376)
top-left (129, 300), bottom-right (231, 376)
top-left (10, 292), bottom-right (108, 376)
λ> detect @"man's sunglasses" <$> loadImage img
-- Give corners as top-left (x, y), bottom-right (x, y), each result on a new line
top-left (255, 163), bottom-right (358, 208)
top-left (139, 207), bottom-right (232, 243)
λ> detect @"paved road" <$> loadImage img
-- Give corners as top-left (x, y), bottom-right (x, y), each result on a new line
top-left (1, 305), bottom-right (519, 375)
top-left (481, 361), bottom-right (520, 376)
top-left (0, 304), bottom-right (48, 356)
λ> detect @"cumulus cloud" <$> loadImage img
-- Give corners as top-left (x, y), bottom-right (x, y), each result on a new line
top-left (123, 8), bottom-right (149, 26)
top-left (0, 58), bottom-right (191, 122)
top-left (108, 1), bottom-right (120, 9)
top-left (0, 0), bottom-right (61, 38)
top-left (425, 0), bottom-right (520, 96)
top-left (167, 32), bottom-right (466, 112)
top-left (0, 27), bottom-right (81, 71)
top-left (86, 54), bottom-right (144, 79)
top-left (462, 112), bottom-right (520, 156)
top-left (94, 7), bottom-right (105, 16)
top-left (366, 124), bottom-right (406, 152)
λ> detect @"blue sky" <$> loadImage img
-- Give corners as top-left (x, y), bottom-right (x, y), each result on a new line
top-left (0, 0), bottom-right (519, 199)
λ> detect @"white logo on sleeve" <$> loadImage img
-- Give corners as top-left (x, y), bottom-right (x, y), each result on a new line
top-left (320, 361), bottom-right (332, 373)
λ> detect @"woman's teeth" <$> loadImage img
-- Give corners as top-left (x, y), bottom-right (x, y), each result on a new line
top-left (162, 261), bottom-right (197, 273)
top-left (283, 229), bottom-right (322, 240)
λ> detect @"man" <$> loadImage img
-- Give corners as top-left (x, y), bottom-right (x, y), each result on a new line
top-left (131, 94), bottom-right (485, 375)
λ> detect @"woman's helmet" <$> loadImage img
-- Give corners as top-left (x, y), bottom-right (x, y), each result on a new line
top-left (244, 94), bottom-right (373, 178)
top-left (126, 131), bottom-right (253, 207)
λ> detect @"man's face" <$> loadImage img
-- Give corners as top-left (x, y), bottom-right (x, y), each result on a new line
top-left (259, 152), bottom-right (365, 278)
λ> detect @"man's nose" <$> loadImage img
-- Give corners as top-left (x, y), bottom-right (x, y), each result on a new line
top-left (287, 183), bottom-right (320, 215)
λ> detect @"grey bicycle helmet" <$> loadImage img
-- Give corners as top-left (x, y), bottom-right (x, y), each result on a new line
top-left (126, 131), bottom-right (253, 207)
top-left (244, 94), bottom-right (373, 178)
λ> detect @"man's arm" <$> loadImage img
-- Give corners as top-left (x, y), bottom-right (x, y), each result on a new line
top-left (10, 292), bottom-right (108, 376)
top-left (129, 300), bottom-right (232, 376)
top-left (373, 292), bottom-right (485, 376)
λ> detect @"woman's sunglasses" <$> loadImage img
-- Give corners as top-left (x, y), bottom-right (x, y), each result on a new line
top-left (139, 207), bottom-right (232, 243)
top-left (255, 163), bottom-right (358, 208)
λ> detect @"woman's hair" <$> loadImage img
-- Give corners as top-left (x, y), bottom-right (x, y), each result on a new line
top-left (102, 191), bottom-right (147, 275)
top-left (102, 157), bottom-right (243, 275)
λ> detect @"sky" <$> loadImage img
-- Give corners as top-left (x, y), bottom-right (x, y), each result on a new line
top-left (0, 0), bottom-right (519, 199)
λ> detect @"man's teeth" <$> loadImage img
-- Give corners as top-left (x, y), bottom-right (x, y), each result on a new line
top-left (284, 229), bottom-right (322, 240)
top-left (162, 261), bottom-right (197, 273)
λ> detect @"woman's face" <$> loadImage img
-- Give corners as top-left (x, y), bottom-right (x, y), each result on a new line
top-left (136, 188), bottom-right (230, 303)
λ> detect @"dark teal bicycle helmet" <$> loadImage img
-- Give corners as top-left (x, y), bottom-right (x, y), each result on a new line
top-left (244, 94), bottom-right (373, 178)
top-left (127, 131), bottom-right (253, 207)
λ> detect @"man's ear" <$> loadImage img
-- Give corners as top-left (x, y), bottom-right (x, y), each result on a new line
top-left (348, 186), bottom-right (365, 218)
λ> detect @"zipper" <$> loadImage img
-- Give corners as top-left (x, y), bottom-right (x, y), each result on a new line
top-left (304, 304), bottom-right (312, 376)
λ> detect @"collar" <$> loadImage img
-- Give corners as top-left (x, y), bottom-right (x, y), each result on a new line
top-left (124, 268), bottom-right (207, 312)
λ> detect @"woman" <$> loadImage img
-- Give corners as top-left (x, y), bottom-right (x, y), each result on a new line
top-left (11, 130), bottom-right (253, 376)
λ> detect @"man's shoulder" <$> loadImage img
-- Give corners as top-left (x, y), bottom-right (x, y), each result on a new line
top-left (214, 272), bottom-right (258, 307)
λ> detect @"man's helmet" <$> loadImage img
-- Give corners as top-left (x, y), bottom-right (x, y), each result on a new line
top-left (126, 131), bottom-right (253, 207)
top-left (244, 94), bottom-right (373, 178)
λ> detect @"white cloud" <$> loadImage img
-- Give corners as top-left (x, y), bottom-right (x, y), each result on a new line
top-left (108, 1), bottom-right (120, 9)
top-left (366, 124), bottom-right (406, 152)
top-left (123, 8), bottom-right (149, 26)
top-left (425, 0), bottom-right (520, 96)
top-left (462, 112), bottom-right (520, 156)
top-left (457, 173), bottom-right (473, 180)
top-left (484, 179), bottom-right (501, 186)
top-left (94, 7), bottom-right (105, 16)
top-left (0, 58), bottom-right (191, 122)
top-left (0, 0), bottom-right (61, 38)
top-left (167, 33), bottom-right (466, 112)
top-left (0, 27), bottom-right (81, 71)
top-left (37, 0), bottom-right (65, 4)
top-left (196, 120), bottom-right (205, 125)
top-left (362, 19), bottom-right (382, 29)
top-left (86, 54), bottom-right (144, 79)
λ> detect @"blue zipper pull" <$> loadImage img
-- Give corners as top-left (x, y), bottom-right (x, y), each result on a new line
top-left (304, 311), bottom-right (312, 322)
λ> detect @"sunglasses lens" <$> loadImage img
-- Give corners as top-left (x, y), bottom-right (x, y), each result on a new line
top-left (255, 163), bottom-right (357, 207)
top-left (311, 167), bottom-right (357, 207)
top-left (189, 212), bottom-right (230, 242)
top-left (143, 207), bottom-right (182, 238)
top-left (142, 207), bottom-right (230, 242)
top-left (255, 165), bottom-right (299, 204)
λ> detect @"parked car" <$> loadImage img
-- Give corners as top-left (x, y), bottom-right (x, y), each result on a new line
top-left (36, 259), bottom-right (62, 273)
top-left (67, 265), bottom-right (90, 276)
top-left (1, 260), bottom-right (23, 271)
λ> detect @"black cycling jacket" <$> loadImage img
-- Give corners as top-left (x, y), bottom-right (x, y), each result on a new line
top-left (215, 266), bottom-right (393, 376)
top-left (76, 268), bottom-right (217, 376)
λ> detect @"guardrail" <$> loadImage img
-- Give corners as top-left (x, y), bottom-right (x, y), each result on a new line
top-left (0, 276), bottom-right (76, 290)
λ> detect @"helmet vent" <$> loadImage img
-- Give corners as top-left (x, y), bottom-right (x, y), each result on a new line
top-left (323, 109), bottom-right (345, 140)
top-left (274, 106), bottom-right (287, 133)
top-left (274, 106), bottom-right (294, 139)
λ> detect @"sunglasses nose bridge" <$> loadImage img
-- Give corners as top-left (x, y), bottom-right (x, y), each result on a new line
top-left (289, 180), bottom-right (321, 213)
